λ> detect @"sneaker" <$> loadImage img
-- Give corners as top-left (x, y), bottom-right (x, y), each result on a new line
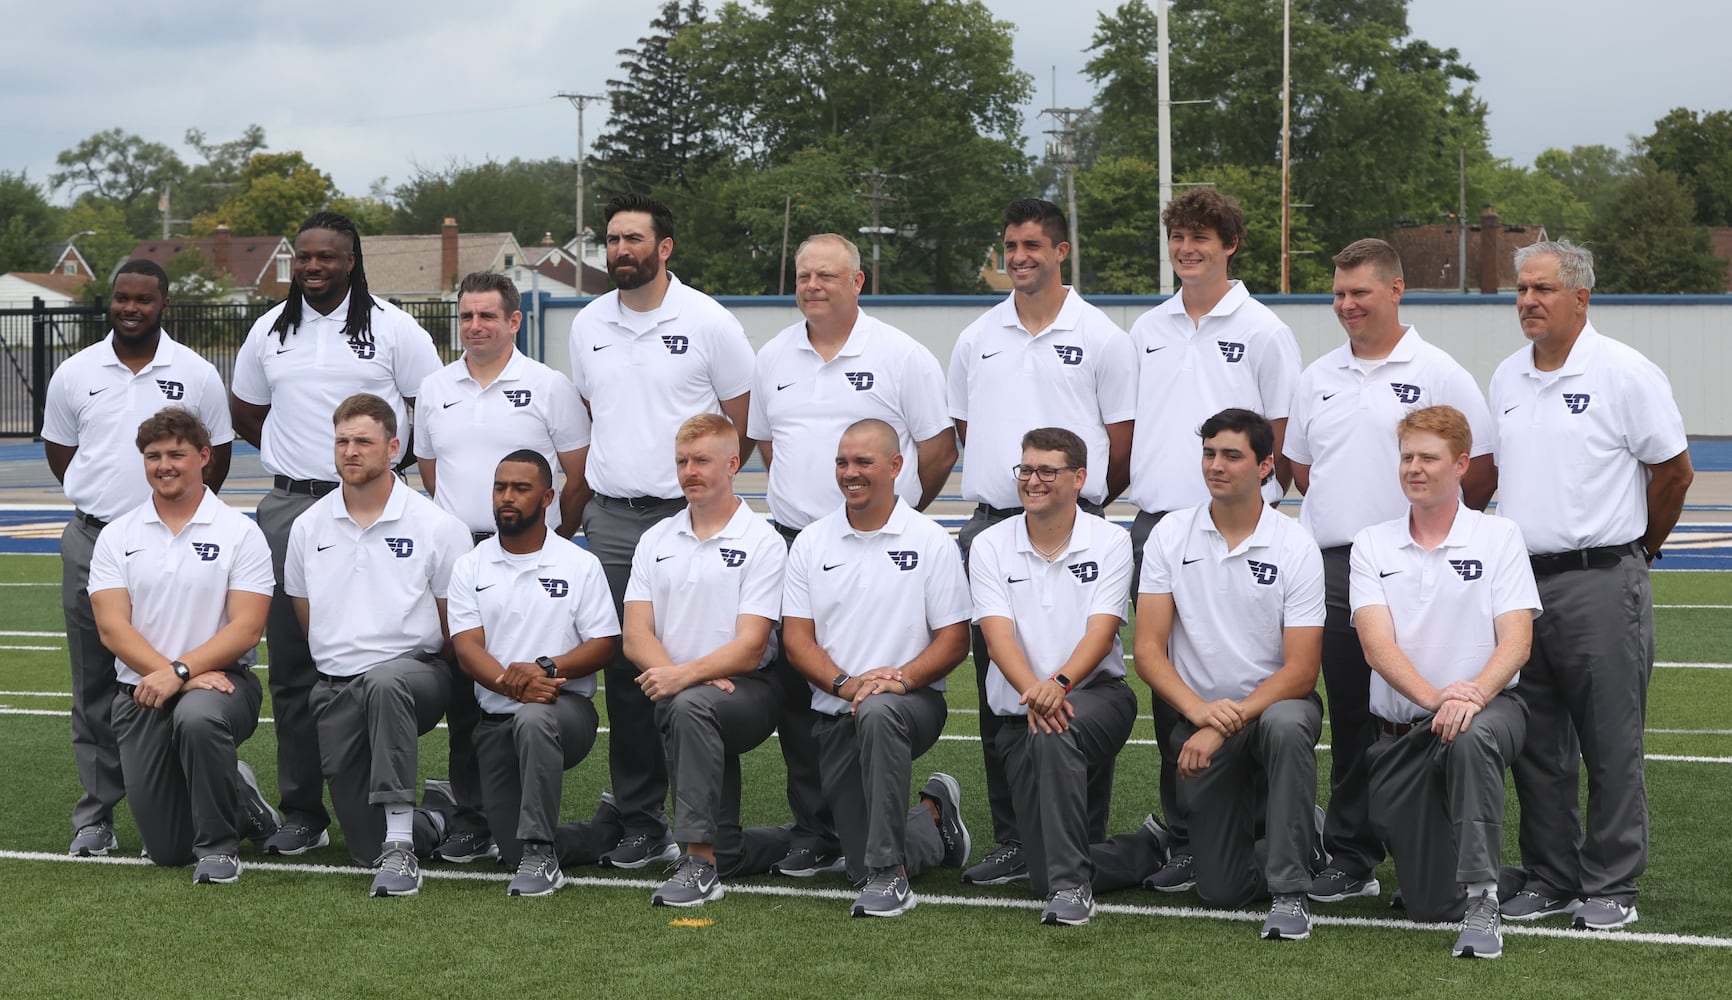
top-left (262, 821), bottom-right (330, 857)
top-left (600, 831), bottom-right (680, 870)
top-left (1390, 888), bottom-right (1406, 913)
top-left (234, 761), bottom-right (281, 847)
top-left (961, 842), bottom-right (1028, 885)
top-left (1500, 889), bottom-right (1580, 922)
top-left (771, 847), bottom-right (847, 877)
top-left (1140, 814), bottom-right (1174, 857)
top-left (1143, 852), bottom-right (1195, 892)
top-left (68, 823), bottom-right (117, 857)
top-left (921, 772), bottom-right (971, 868)
top-left (1261, 892), bottom-right (1312, 941)
top-left (507, 845), bottom-right (565, 897)
top-left (193, 854), bottom-right (242, 885)
top-left (1308, 866), bottom-right (1381, 902)
top-left (851, 867), bottom-right (917, 917)
top-left (1496, 865), bottom-right (1527, 903)
top-left (652, 855), bottom-right (725, 908)
top-left (369, 841), bottom-right (422, 897)
top-left (1573, 896), bottom-right (1638, 931)
top-left (421, 779), bottom-right (457, 822)
top-left (434, 827), bottom-right (499, 864)
top-left (1453, 892), bottom-right (1503, 958)
top-left (1041, 884), bottom-right (1097, 926)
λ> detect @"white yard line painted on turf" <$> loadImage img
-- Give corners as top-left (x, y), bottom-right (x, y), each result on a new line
top-left (0, 582), bottom-right (54, 587)
top-left (0, 630), bottom-right (64, 638)
top-left (0, 850), bottom-right (1726, 950)
top-left (0, 645), bottom-right (59, 651)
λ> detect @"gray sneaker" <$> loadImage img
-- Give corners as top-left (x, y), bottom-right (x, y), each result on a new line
top-left (262, 820), bottom-right (330, 857)
top-left (1143, 852), bottom-right (1195, 892)
top-left (1573, 896), bottom-right (1638, 931)
top-left (1261, 893), bottom-right (1312, 940)
top-left (771, 847), bottom-right (847, 877)
top-left (652, 855), bottom-right (725, 908)
top-left (961, 842), bottom-right (1027, 885)
top-left (421, 779), bottom-right (457, 825)
top-left (507, 844), bottom-right (565, 897)
top-left (369, 841), bottom-right (422, 897)
top-left (601, 831), bottom-right (680, 869)
top-left (193, 854), bottom-right (242, 885)
top-left (921, 772), bottom-right (971, 868)
top-left (234, 761), bottom-right (281, 847)
top-left (1140, 814), bottom-right (1174, 857)
top-left (68, 823), bottom-right (117, 857)
top-left (1041, 884), bottom-right (1097, 926)
top-left (1308, 866), bottom-right (1381, 902)
top-left (434, 827), bottom-right (499, 864)
top-left (1500, 888), bottom-right (1579, 921)
top-left (852, 867), bottom-right (917, 917)
top-left (1453, 892), bottom-right (1503, 958)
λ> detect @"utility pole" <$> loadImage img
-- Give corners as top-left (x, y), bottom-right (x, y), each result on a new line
top-left (1041, 107), bottom-right (1087, 287)
top-left (1280, 0), bottom-right (1291, 293)
top-left (854, 170), bottom-right (903, 295)
top-left (1157, 0), bottom-right (1173, 294)
top-left (556, 92), bottom-right (606, 253)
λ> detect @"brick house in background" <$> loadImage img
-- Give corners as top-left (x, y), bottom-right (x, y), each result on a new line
top-left (1390, 209), bottom-right (1548, 293)
top-left (126, 226), bottom-right (294, 302)
top-left (360, 218), bottom-right (521, 301)
top-left (1711, 228), bottom-right (1732, 292)
top-left (518, 235), bottom-right (610, 297)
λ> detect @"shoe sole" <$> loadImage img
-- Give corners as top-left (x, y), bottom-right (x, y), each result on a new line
top-left (601, 843), bottom-right (680, 870)
top-left (1145, 880), bottom-right (1196, 893)
top-left (265, 830), bottom-right (331, 857)
top-left (195, 871), bottom-right (241, 885)
top-left (1502, 901), bottom-right (1581, 922)
top-left (1041, 905), bottom-right (1096, 927)
top-left (69, 844), bottom-right (117, 858)
top-left (652, 884), bottom-right (725, 908)
top-left (370, 880), bottom-right (422, 897)
top-left (851, 895), bottom-right (917, 918)
top-left (773, 862), bottom-right (846, 877)
top-left (924, 772), bottom-right (972, 868)
top-left (962, 870), bottom-right (1030, 886)
top-left (1454, 943), bottom-right (1502, 959)
top-left (1262, 926), bottom-right (1311, 941)
top-left (509, 873), bottom-right (567, 897)
top-left (435, 846), bottom-right (501, 864)
top-left (1308, 878), bottom-right (1382, 903)
top-left (1574, 909), bottom-right (1638, 931)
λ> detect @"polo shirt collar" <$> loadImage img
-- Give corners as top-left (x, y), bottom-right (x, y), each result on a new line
top-left (996, 287), bottom-right (1084, 337)
top-left (610, 272), bottom-right (687, 327)
top-left (844, 497), bottom-right (913, 537)
top-left (100, 331), bottom-right (177, 372)
top-left (798, 309), bottom-right (871, 358)
top-left (1522, 320), bottom-right (1601, 379)
top-left (1400, 503), bottom-right (1477, 550)
top-left (672, 497), bottom-right (756, 540)
top-left (333, 476), bottom-right (410, 525)
top-left (1200, 501), bottom-right (1283, 557)
top-left (1339, 324), bottom-right (1421, 370)
top-left (141, 486), bottom-right (221, 527)
top-left (482, 533), bottom-right (565, 569)
top-left (1013, 508), bottom-right (1103, 558)
top-left (459, 348), bottom-right (528, 385)
top-left (306, 292), bottom-right (353, 324)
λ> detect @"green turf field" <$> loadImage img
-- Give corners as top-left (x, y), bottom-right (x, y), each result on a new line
top-left (1, 553), bottom-right (1727, 998)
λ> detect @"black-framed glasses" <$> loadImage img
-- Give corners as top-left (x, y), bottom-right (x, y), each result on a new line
top-left (1011, 464), bottom-right (1080, 483)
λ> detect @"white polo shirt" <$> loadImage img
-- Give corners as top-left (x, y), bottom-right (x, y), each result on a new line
top-left (1489, 322), bottom-right (1687, 555)
top-left (969, 512), bottom-right (1132, 716)
top-left (784, 499), bottom-right (973, 715)
top-left (283, 477), bottom-right (471, 677)
top-left (231, 294), bottom-right (442, 482)
top-left (1350, 506), bottom-right (1541, 723)
top-left (1283, 326), bottom-right (1494, 548)
top-left (42, 332), bottom-right (234, 521)
top-left (625, 499), bottom-right (785, 669)
top-left (947, 289), bottom-right (1137, 509)
top-left (1139, 502), bottom-right (1325, 702)
top-left (568, 273), bottom-right (755, 500)
top-left (447, 535), bottom-right (619, 712)
top-left (1127, 283), bottom-right (1301, 512)
top-left (87, 488), bottom-right (274, 685)
top-left (413, 350), bottom-right (591, 534)
top-left (748, 310), bottom-right (950, 529)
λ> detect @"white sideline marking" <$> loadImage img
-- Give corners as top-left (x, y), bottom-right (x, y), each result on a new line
top-left (0, 582), bottom-right (54, 587)
top-left (0, 849), bottom-right (1725, 950)
top-left (0, 645), bottom-right (59, 651)
top-left (1654, 604), bottom-right (1732, 609)
top-left (0, 630), bottom-right (63, 637)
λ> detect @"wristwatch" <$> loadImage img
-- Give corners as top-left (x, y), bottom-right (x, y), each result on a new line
top-left (1053, 672), bottom-right (1075, 693)
top-left (831, 672), bottom-right (850, 696)
top-left (171, 660), bottom-right (191, 682)
top-left (536, 656), bottom-right (559, 678)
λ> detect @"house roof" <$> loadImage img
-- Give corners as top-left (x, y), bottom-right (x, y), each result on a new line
top-left (127, 236), bottom-right (289, 287)
top-left (527, 255), bottom-right (610, 295)
top-left (360, 232), bottom-right (519, 297)
top-left (6, 272), bottom-right (89, 297)
top-left (1389, 222), bottom-right (1548, 291)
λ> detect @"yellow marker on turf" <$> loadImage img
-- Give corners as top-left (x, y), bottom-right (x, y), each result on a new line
top-left (668, 918), bottom-right (713, 928)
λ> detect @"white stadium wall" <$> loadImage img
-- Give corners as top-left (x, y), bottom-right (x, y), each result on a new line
top-left (533, 295), bottom-right (1732, 436)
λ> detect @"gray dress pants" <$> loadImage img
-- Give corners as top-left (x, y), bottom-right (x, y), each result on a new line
top-left (813, 689), bottom-right (947, 883)
top-left (473, 693), bottom-right (599, 869)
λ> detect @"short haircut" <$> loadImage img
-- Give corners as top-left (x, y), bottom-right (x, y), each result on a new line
top-left (332, 392), bottom-right (397, 438)
top-left (1003, 198), bottom-right (1068, 247)
top-left (1397, 405), bottom-right (1473, 460)
top-left (1198, 407), bottom-right (1276, 466)
top-left (1162, 188), bottom-right (1246, 259)
top-left (676, 412), bottom-right (737, 447)
top-left (841, 417), bottom-right (900, 459)
top-left (1332, 238), bottom-right (1404, 282)
top-left (114, 259), bottom-right (170, 298)
top-left (135, 406), bottom-right (210, 453)
top-left (1021, 426), bottom-right (1087, 470)
top-left (458, 271), bottom-right (521, 316)
top-left (497, 448), bottom-right (553, 490)
top-left (1514, 239), bottom-right (1596, 292)
top-left (795, 233), bottom-right (862, 273)
top-left (605, 192), bottom-right (676, 244)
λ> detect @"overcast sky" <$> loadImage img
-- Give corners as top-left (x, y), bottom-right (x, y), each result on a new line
top-left (6, 1), bottom-right (1728, 210)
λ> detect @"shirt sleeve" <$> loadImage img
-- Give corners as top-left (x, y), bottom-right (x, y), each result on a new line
top-left (736, 528), bottom-right (786, 621)
top-left (1090, 529), bottom-right (1133, 622)
top-left (283, 516), bottom-right (310, 599)
top-left (445, 552), bottom-right (482, 636)
top-left (194, 362), bottom-right (236, 446)
top-left (1347, 527), bottom-right (1386, 615)
top-left (230, 520), bottom-right (276, 596)
top-left (1619, 356), bottom-right (1689, 466)
top-left (746, 349), bottom-right (772, 441)
top-left (391, 310), bottom-right (443, 400)
top-left (1438, 359), bottom-right (1496, 458)
top-left (1282, 370), bottom-right (1316, 464)
top-left (623, 524), bottom-right (658, 604)
top-left (573, 551), bottom-right (622, 639)
top-left (1256, 326), bottom-right (1302, 420)
top-left (40, 367), bottom-right (78, 447)
top-left (968, 532), bottom-right (1010, 623)
top-left (1138, 518), bottom-right (1176, 595)
top-left (1488, 519), bottom-right (1542, 619)
top-left (707, 313), bottom-right (755, 401)
top-left (567, 313), bottom-right (592, 400)
top-left (1094, 326), bottom-right (1139, 424)
top-left (428, 512), bottom-right (470, 599)
top-left (781, 532), bottom-right (814, 619)
top-left (1284, 530), bottom-right (1327, 627)
top-left (87, 524), bottom-right (127, 594)
top-left (546, 375), bottom-right (592, 453)
top-left (230, 320), bottom-right (273, 406)
top-left (946, 329), bottom-right (974, 422)
top-left (412, 390), bottom-right (437, 460)
top-left (901, 344), bottom-right (953, 442)
top-left (924, 530), bottom-right (973, 629)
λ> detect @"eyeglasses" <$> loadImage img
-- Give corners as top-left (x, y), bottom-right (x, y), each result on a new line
top-left (1011, 464), bottom-right (1080, 483)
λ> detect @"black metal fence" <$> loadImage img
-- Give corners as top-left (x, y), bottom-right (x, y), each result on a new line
top-left (0, 297), bottom-right (461, 437)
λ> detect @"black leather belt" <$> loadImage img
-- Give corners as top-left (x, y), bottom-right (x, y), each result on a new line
top-left (75, 510), bottom-right (108, 530)
top-left (1530, 543), bottom-right (1637, 577)
top-left (117, 682), bottom-right (136, 697)
top-left (317, 673), bottom-right (358, 685)
top-left (773, 522), bottom-right (803, 544)
top-left (975, 503), bottom-right (1024, 520)
top-left (472, 531), bottom-right (496, 545)
top-left (595, 493), bottom-right (684, 511)
top-left (274, 476), bottom-right (339, 497)
top-left (1376, 717), bottom-right (1420, 739)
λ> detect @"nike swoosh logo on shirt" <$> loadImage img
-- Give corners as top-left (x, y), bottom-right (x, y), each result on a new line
top-left (591, 344), bottom-right (611, 351)
top-left (442, 401), bottom-right (460, 409)
top-left (1322, 392), bottom-right (1338, 401)
top-left (317, 544), bottom-right (335, 552)
top-left (1379, 570), bottom-right (1401, 578)
top-left (89, 388), bottom-right (108, 396)
top-left (275, 346), bottom-right (294, 354)
top-left (124, 549), bottom-right (143, 557)
top-left (1145, 346), bottom-right (1166, 354)
top-left (822, 563), bottom-right (845, 571)
top-left (1503, 404), bottom-right (1520, 414)
top-left (476, 583), bottom-right (497, 591)
top-left (656, 554), bottom-right (676, 562)
top-left (981, 351), bottom-right (1002, 360)
top-left (777, 382), bottom-right (797, 391)
top-left (1182, 557), bottom-right (1202, 565)
top-left (1006, 576), bottom-right (1029, 584)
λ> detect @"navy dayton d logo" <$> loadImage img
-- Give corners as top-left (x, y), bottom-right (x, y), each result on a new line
top-left (1448, 559), bottom-right (1484, 581)
top-left (348, 337), bottom-right (376, 360)
top-left (887, 551), bottom-right (920, 571)
top-left (1217, 341), bottom-right (1246, 363)
top-left (384, 537), bottom-right (415, 558)
top-left (1247, 560), bottom-right (1279, 586)
top-left (538, 578), bottom-right (569, 597)
top-left (503, 389), bottom-right (533, 408)
top-left (719, 548), bottom-right (747, 568)
top-left (1563, 393), bottom-right (1591, 414)
top-left (155, 380), bottom-right (185, 401)
top-left (1067, 561), bottom-right (1099, 583)
top-left (190, 542), bottom-right (220, 561)
top-left (844, 371), bottom-right (875, 391)
top-left (1389, 383), bottom-right (1422, 404)
top-left (661, 334), bottom-right (690, 355)
top-left (1053, 345), bottom-right (1083, 366)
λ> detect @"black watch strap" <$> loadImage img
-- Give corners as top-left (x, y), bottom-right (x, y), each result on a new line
top-left (536, 656), bottom-right (559, 678)
top-left (831, 672), bottom-right (850, 695)
top-left (171, 660), bottom-right (191, 681)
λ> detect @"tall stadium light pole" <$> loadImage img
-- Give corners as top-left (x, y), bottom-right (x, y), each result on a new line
top-left (1280, 0), bottom-right (1292, 293)
top-left (1157, 0), bottom-right (1174, 294)
top-left (557, 92), bottom-right (605, 251)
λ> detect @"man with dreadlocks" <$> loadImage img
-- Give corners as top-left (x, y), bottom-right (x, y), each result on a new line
top-left (230, 211), bottom-right (442, 857)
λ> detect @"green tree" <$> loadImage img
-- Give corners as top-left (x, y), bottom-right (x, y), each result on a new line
top-left (594, 0), bottom-right (725, 196)
top-left (162, 246), bottom-right (237, 304)
top-left (1643, 107), bottom-right (1732, 227)
top-left (62, 201), bottom-right (134, 281)
top-left (329, 193), bottom-right (395, 236)
top-left (192, 152), bottom-right (338, 238)
top-left (1532, 144), bottom-right (1635, 217)
top-left (391, 158), bottom-right (576, 243)
top-left (1083, 1), bottom-right (1161, 162)
top-left (49, 128), bottom-right (187, 238)
top-left (1582, 160), bottom-right (1724, 294)
top-left (177, 125), bottom-right (270, 221)
top-left (0, 171), bottom-right (58, 273)
top-left (1468, 159), bottom-right (1591, 235)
